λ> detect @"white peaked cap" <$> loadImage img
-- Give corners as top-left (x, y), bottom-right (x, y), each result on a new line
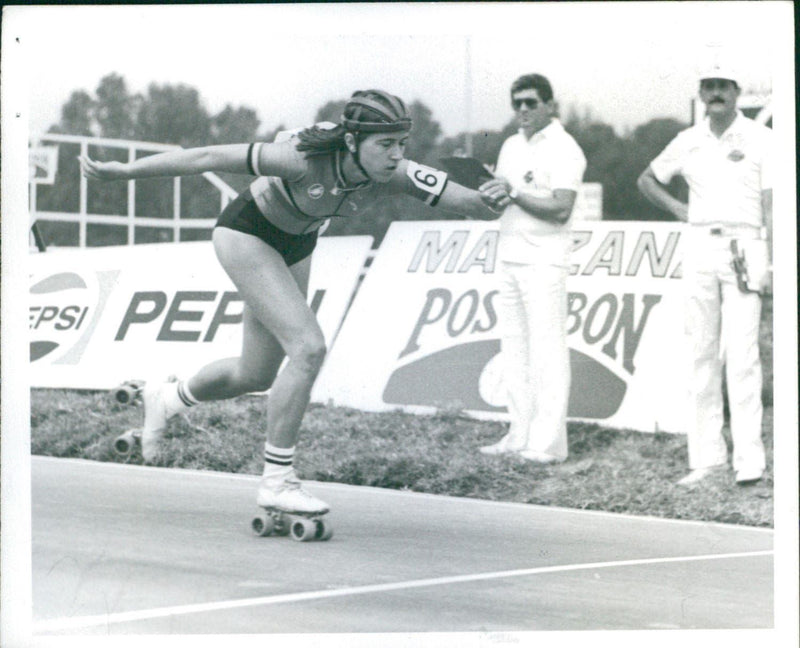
top-left (698, 60), bottom-right (739, 83)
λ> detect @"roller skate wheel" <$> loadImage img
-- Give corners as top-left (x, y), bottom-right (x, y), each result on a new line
top-left (114, 430), bottom-right (139, 456)
top-left (290, 517), bottom-right (317, 542)
top-left (114, 382), bottom-right (141, 404)
top-left (315, 519), bottom-right (333, 541)
top-left (251, 512), bottom-right (275, 537)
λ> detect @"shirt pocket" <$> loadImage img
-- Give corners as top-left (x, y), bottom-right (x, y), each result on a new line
top-left (725, 148), bottom-right (760, 190)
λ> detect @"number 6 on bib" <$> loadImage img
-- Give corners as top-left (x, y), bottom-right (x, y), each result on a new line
top-left (405, 160), bottom-right (448, 204)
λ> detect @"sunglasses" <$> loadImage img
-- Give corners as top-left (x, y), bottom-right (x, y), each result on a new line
top-left (511, 97), bottom-right (541, 110)
top-left (701, 79), bottom-right (736, 91)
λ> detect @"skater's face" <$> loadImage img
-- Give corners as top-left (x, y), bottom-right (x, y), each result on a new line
top-left (346, 131), bottom-right (409, 183)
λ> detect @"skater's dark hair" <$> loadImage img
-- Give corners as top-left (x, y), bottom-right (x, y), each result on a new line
top-left (296, 89), bottom-right (412, 157)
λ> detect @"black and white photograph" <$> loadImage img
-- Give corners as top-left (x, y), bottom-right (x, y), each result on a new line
top-left (1, 3), bottom-right (797, 647)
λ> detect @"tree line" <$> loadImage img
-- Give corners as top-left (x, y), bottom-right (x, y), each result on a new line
top-left (35, 73), bottom-right (688, 247)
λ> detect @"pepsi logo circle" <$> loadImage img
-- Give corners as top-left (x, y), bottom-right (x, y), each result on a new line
top-left (29, 271), bottom-right (97, 362)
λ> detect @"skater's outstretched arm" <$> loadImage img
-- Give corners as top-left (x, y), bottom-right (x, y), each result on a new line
top-left (79, 141), bottom-right (304, 182)
top-left (387, 159), bottom-right (502, 221)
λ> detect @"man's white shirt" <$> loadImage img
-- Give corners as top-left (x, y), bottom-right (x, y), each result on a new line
top-left (650, 111), bottom-right (772, 227)
top-left (496, 119), bottom-right (586, 264)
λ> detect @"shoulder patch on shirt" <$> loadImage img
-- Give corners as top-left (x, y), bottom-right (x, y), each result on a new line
top-left (406, 160), bottom-right (448, 197)
top-left (307, 183), bottom-right (325, 199)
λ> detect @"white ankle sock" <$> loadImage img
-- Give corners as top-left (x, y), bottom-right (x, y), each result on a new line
top-left (262, 442), bottom-right (295, 480)
top-left (163, 380), bottom-right (199, 417)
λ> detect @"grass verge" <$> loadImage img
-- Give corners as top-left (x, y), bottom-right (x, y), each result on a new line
top-left (30, 389), bottom-right (773, 527)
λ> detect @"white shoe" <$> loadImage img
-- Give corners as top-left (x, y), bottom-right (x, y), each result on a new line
top-left (735, 467), bottom-right (764, 485)
top-left (141, 379), bottom-right (175, 462)
top-left (479, 440), bottom-right (510, 456)
top-left (257, 471), bottom-right (329, 514)
top-left (676, 465), bottom-right (725, 486)
top-left (517, 450), bottom-right (565, 464)
top-left (479, 433), bottom-right (523, 456)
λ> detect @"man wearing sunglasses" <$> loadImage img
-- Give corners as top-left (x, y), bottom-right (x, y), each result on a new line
top-left (637, 63), bottom-right (773, 487)
top-left (478, 73), bottom-right (586, 463)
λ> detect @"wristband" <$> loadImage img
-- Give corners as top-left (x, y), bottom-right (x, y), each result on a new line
top-left (508, 187), bottom-right (519, 201)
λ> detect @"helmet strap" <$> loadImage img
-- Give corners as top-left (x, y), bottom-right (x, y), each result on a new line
top-left (352, 144), bottom-right (373, 182)
top-left (335, 142), bottom-right (372, 193)
top-left (343, 132), bottom-right (373, 183)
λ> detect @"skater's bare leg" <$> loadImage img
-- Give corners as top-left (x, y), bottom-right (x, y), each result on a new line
top-left (211, 229), bottom-right (327, 511)
top-left (140, 296), bottom-right (288, 462)
top-left (212, 228), bottom-right (324, 450)
top-left (186, 306), bottom-right (286, 400)
top-left (145, 228), bottom-right (327, 511)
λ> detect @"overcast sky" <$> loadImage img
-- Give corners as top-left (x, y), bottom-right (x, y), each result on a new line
top-left (8, 2), bottom-right (792, 140)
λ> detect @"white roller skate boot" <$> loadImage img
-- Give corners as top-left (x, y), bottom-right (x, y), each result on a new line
top-left (141, 377), bottom-right (177, 462)
top-left (257, 468), bottom-right (329, 514)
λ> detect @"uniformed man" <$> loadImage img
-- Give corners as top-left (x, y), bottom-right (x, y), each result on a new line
top-left (478, 73), bottom-right (586, 463)
top-left (637, 63), bottom-right (772, 486)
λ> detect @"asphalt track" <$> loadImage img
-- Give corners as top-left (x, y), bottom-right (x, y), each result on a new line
top-left (31, 456), bottom-right (773, 637)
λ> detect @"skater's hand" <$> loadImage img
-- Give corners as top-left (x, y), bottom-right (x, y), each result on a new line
top-left (79, 155), bottom-right (130, 181)
top-left (479, 177), bottom-right (512, 211)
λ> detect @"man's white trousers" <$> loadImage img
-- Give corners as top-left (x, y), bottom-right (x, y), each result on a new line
top-left (683, 230), bottom-right (766, 474)
top-left (498, 259), bottom-right (570, 460)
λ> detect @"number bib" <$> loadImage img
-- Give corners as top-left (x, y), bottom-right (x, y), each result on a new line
top-left (405, 160), bottom-right (448, 200)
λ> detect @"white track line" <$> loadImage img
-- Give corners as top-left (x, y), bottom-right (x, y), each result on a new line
top-left (34, 549), bottom-right (773, 633)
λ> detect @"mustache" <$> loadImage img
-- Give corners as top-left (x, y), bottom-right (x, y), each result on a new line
top-left (709, 97), bottom-right (726, 104)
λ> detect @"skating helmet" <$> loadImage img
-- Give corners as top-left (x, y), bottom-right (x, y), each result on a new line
top-left (341, 90), bottom-right (412, 134)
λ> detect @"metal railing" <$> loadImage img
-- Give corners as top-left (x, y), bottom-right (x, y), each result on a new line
top-left (29, 134), bottom-right (238, 248)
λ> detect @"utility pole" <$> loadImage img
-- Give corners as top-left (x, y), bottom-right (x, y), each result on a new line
top-left (464, 36), bottom-right (473, 157)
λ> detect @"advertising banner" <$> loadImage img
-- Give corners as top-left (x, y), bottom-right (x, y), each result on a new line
top-left (313, 221), bottom-right (689, 433)
top-left (29, 237), bottom-right (373, 390)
